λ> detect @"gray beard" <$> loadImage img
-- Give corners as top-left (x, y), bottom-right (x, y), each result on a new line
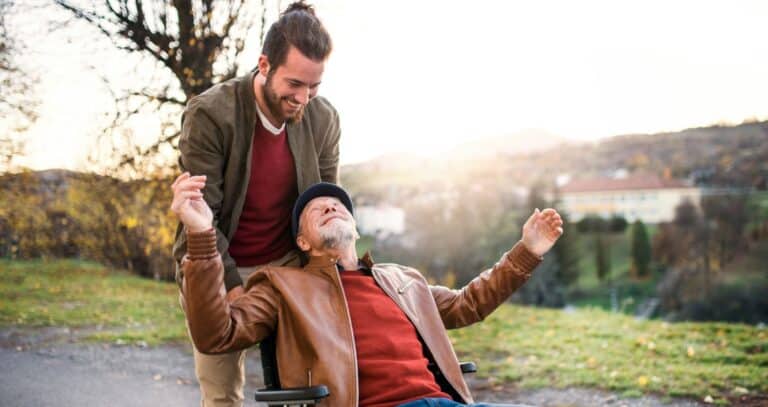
top-left (319, 221), bottom-right (358, 250)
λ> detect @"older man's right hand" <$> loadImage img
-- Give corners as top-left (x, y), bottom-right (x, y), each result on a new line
top-left (170, 172), bottom-right (213, 233)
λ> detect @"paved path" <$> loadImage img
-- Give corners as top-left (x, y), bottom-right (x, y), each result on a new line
top-left (0, 326), bottom-right (707, 407)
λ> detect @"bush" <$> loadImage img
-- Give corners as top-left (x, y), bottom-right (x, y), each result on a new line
top-left (676, 282), bottom-right (768, 324)
top-left (0, 170), bottom-right (176, 280)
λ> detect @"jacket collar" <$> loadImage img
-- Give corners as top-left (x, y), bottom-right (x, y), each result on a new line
top-left (238, 72), bottom-right (258, 133)
top-left (360, 251), bottom-right (374, 269)
top-left (304, 251), bottom-right (375, 270)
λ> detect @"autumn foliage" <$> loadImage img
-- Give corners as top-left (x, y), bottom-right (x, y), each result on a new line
top-left (0, 170), bottom-right (177, 280)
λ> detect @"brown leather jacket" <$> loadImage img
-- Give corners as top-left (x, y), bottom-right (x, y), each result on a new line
top-left (181, 228), bottom-right (541, 406)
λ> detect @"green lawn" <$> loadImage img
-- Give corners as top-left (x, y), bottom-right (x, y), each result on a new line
top-left (449, 305), bottom-right (767, 404)
top-left (0, 259), bottom-right (186, 344)
top-left (1, 259), bottom-right (766, 404)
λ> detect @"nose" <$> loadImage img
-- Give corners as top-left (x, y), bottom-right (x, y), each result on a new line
top-left (295, 87), bottom-right (311, 105)
top-left (323, 205), bottom-right (337, 215)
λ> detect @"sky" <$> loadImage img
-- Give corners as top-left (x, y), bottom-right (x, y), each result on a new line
top-left (11, 0), bottom-right (768, 171)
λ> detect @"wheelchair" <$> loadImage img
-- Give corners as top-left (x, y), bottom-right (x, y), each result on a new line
top-left (253, 334), bottom-right (478, 406)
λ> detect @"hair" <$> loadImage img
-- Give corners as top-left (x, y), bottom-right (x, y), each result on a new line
top-left (261, 1), bottom-right (333, 69)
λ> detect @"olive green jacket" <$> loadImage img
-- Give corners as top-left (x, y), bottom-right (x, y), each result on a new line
top-left (172, 72), bottom-right (341, 291)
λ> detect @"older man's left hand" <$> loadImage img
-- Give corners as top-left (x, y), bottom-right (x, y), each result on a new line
top-left (521, 208), bottom-right (564, 257)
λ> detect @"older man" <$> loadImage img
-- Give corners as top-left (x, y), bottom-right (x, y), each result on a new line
top-left (172, 175), bottom-right (564, 407)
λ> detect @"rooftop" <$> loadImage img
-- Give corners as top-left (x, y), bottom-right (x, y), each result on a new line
top-left (560, 173), bottom-right (692, 193)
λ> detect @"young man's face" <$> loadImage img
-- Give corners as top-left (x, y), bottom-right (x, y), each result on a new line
top-left (297, 196), bottom-right (358, 252)
top-left (261, 46), bottom-right (325, 124)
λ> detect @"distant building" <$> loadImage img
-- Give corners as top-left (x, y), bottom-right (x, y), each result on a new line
top-left (355, 204), bottom-right (406, 238)
top-left (558, 173), bottom-right (701, 223)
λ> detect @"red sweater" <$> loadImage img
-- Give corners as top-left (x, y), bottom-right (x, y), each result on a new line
top-left (340, 269), bottom-right (451, 407)
top-left (228, 123), bottom-right (297, 266)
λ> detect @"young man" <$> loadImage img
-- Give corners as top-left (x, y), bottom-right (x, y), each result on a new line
top-left (172, 176), bottom-right (565, 407)
top-left (171, 3), bottom-right (339, 405)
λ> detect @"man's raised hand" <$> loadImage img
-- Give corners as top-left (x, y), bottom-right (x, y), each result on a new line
top-left (521, 208), bottom-right (564, 257)
top-left (170, 172), bottom-right (213, 233)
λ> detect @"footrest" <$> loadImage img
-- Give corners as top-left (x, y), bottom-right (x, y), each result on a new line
top-left (460, 361), bottom-right (477, 374)
top-left (254, 385), bottom-right (329, 405)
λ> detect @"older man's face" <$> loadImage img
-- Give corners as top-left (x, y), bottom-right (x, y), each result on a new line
top-left (298, 196), bottom-right (358, 251)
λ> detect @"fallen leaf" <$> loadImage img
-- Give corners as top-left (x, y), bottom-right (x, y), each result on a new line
top-left (687, 346), bottom-right (695, 357)
top-left (703, 395), bottom-right (714, 403)
top-left (153, 374), bottom-right (162, 381)
top-left (733, 387), bottom-right (749, 395)
top-left (637, 375), bottom-right (649, 387)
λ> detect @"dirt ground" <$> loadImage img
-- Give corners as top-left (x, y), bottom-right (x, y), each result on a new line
top-left (0, 326), bottom-right (713, 407)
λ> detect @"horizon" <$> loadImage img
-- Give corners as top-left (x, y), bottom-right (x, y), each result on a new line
top-left (10, 117), bottom-right (765, 177)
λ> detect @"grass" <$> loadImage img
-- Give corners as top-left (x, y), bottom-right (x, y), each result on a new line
top-left (449, 305), bottom-right (767, 404)
top-left (0, 259), bottom-right (186, 344)
top-left (2, 259), bottom-right (766, 403)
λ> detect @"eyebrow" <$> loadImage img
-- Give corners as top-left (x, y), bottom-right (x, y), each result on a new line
top-left (286, 77), bottom-right (322, 87)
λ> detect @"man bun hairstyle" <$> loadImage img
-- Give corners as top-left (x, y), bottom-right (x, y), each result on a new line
top-left (262, 1), bottom-right (333, 69)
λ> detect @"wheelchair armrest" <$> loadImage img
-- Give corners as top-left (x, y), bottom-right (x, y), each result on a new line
top-left (459, 361), bottom-right (477, 374)
top-left (254, 385), bottom-right (329, 405)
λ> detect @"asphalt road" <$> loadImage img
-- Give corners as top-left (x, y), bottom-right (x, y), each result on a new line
top-left (1, 343), bottom-right (203, 407)
top-left (0, 327), bottom-right (706, 407)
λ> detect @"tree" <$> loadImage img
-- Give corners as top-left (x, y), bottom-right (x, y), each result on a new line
top-left (630, 220), bottom-right (651, 279)
top-left (54, 0), bottom-right (270, 176)
top-left (595, 234), bottom-right (610, 281)
top-left (577, 215), bottom-right (606, 234)
top-left (608, 215), bottom-right (628, 233)
top-left (0, 0), bottom-right (37, 172)
top-left (512, 182), bottom-right (580, 306)
top-left (552, 209), bottom-right (580, 285)
top-left (700, 193), bottom-right (749, 266)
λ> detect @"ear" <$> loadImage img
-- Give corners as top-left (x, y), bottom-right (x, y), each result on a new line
top-left (296, 234), bottom-right (310, 252)
top-left (258, 54), bottom-right (270, 76)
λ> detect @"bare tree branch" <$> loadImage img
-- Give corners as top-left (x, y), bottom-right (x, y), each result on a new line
top-left (54, 0), bottom-right (269, 178)
top-left (1, 0), bottom-right (39, 172)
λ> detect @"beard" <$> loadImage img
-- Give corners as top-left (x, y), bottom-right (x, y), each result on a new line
top-left (318, 218), bottom-right (359, 250)
top-left (263, 72), bottom-right (305, 124)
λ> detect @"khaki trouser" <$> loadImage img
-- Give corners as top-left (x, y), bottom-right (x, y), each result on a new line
top-left (188, 249), bottom-right (302, 407)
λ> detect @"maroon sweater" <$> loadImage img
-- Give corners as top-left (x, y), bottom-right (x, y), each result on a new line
top-left (340, 269), bottom-right (451, 407)
top-left (228, 122), bottom-right (297, 266)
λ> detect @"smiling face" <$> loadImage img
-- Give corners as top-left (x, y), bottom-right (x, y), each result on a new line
top-left (259, 45), bottom-right (325, 124)
top-left (296, 196), bottom-right (359, 253)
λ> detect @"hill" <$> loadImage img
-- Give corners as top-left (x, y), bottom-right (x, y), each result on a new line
top-left (341, 120), bottom-right (768, 196)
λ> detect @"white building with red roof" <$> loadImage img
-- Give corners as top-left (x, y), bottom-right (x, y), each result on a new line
top-left (558, 172), bottom-right (701, 223)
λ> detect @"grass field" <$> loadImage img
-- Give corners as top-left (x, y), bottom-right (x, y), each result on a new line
top-left (1, 259), bottom-right (766, 404)
top-left (0, 259), bottom-right (186, 344)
